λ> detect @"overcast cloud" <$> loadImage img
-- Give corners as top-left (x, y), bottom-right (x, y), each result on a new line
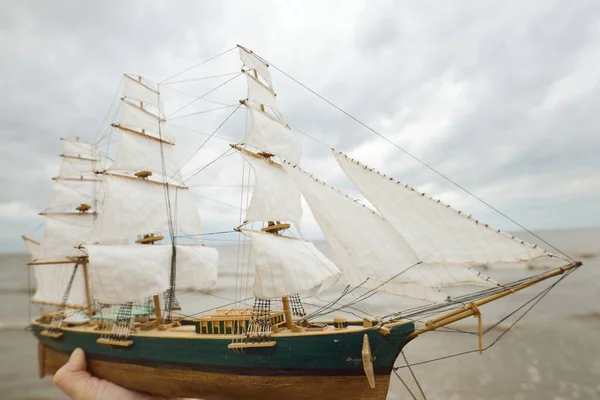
top-left (1, 0), bottom-right (599, 252)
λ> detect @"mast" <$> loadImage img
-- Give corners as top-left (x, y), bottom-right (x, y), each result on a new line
top-left (26, 139), bottom-right (100, 311)
top-left (233, 46), bottom-right (341, 338)
top-left (85, 74), bottom-right (217, 328)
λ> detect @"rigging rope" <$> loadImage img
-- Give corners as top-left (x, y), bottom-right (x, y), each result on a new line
top-left (170, 104), bottom-right (241, 183)
top-left (393, 268), bottom-right (573, 370)
top-left (255, 53), bottom-right (572, 260)
top-left (160, 46), bottom-right (237, 84)
top-left (402, 351), bottom-right (428, 400)
top-left (166, 73), bottom-right (242, 118)
top-left (163, 72), bottom-right (241, 85)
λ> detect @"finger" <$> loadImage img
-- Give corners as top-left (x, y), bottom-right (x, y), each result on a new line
top-left (53, 348), bottom-right (97, 399)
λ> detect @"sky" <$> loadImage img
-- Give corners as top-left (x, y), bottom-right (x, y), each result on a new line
top-left (1, 0), bottom-right (599, 253)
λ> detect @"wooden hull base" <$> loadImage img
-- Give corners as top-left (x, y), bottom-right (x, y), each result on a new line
top-left (39, 343), bottom-right (392, 400)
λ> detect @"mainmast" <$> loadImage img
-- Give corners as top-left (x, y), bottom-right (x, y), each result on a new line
top-left (233, 46), bottom-right (339, 339)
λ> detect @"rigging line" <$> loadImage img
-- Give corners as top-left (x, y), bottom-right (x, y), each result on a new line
top-left (163, 72), bottom-right (241, 85)
top-left (311, 262), bottom-right (425, 320)
top-left (188, 191), bottom-right (244, 211)
top-left (157, 84), bottom-right (233, 106)
top-left (160, 46), bottom-right (237, 84)
top-left (175, 230), bottom-right (237, 238)
top-left (167, 104), bottom-right (238, 121)
top-left (402, 352), bottom-right (428, 400)
top-left (182, 148), bottom-right (235, 185)
top-left (258, 56), bottom-right (572, 261)
top-left (93, 78), bottom-right (124, 144)
top-left (167, 123), bottom-right (236, 142)
top-left (394, 270), bottom-right (571, 370)
top-left (169, 104), bottom-right (241, 183)
top-left (166, 73), bottom-right (242, 118)
top-left (393, 370), bottom-right (419, 400)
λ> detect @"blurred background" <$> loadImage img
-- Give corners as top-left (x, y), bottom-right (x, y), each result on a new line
top-left (1, 1), bottom-right (599, 399)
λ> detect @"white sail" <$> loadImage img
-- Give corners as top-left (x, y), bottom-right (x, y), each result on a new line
top-left (123, 74), bottom-right (162, 112)
top-left (334, 152), bottom-right (550, 268)
top-left (32, 263), bottom-right (88, 308)
top-left (239, 46), bottom-right (272, 87)
top-left (22, 236), bottom-right (39, 260)
top-left (35, 213), bottom-right (95, 262)
top-left (61, 139), bottom-right (98, 160)
top-left (282, 163), bottom-right (448, 302)
top-left (243, 105), bottom-right (301, 164)
top-left (58, 157), bottom-right (97, 179)
top-left (21, 235), bottom-right (87, 307)
top-left (242, 153), bottom-right (302, 229)
top-left (119, 101), bottom-right (172, 142)
top-left (88, 175), bottom-right (202, 243)
top-left (175, 245), bottom-right (219, 291)
top-left (87, 244), bottom-right (218, 304)
top-left (245, 230), bottom-right (341, 299)
top-left (245, 72), bottom-right (278, 110)
top-left (86, 244), bottom-right (171, 304)
top-left (49, 180), bottom-right (97, 209)
top-left (109, 129), bottom-right (181, 182)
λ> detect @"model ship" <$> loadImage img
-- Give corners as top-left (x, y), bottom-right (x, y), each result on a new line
top-left (23, 45), bottom-right (581, 400)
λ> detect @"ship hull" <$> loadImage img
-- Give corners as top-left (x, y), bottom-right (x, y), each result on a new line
top-left (33, 320), bottom-right (415, 399)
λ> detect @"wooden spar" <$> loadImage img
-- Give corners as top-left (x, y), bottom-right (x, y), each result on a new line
top-left (121, 98), bottom-right (165, 121)
top-left (28, 259), bottom-right (80, 266)
top-left (21, 235), bottom-right (40, 246)
top-left (99, 171), bottom-right (188, 190)
top-left (81, 261), bottom-right (93, 315)
top-left (38, 212), bottom-right (96, 216)
top-left (404, 261), bottom-right (582, 340)
top-left (124, 73), bottom-right (159, 94)
top-left (229, 144), bottom-right (283, 168)
top-left (61, 154), bottom-right (101, 162)
top-left (32, 299), bottom-right (87, 309)
top-left (111, 124), bottom-right (174, 145)
top-left (52, 177), bottom-right (99, 182)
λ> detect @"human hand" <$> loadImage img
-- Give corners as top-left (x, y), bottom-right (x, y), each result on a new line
top-left (53, 348), bottom-right (159, 400)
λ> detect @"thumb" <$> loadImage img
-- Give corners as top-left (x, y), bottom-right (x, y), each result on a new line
top-left (53, 348), bottom-right (98, 400)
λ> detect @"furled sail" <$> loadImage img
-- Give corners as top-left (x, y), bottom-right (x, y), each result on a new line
top-left (243, 105), bottom-right (301, 164)
top-left (244, 230), bottom-right (341, 299)
top-left (333, 152), bottom-right (551, 268)
top-left (108, 129), bottom-right (181, 182)
top-left (239, 46), bottom-right (272, 87)
top-left (245, 72), bottom-right (278, 110)
top-left (281, 163), bottom-right (450, 302)
top-left (87, 244), bottom-right (218, 304)
top-left (241, 152), bottom-right (302, 229)
top-left (35, 213), bottom-right (95, 262)
top-left (88, 175), bottom-right (202, 243)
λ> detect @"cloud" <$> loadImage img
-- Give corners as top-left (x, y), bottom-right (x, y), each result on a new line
top-left (1, 0), bottom-right (600, 252)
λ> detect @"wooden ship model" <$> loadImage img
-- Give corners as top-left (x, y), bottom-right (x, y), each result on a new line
top-left (23, 45), bottom-right (581, 400)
